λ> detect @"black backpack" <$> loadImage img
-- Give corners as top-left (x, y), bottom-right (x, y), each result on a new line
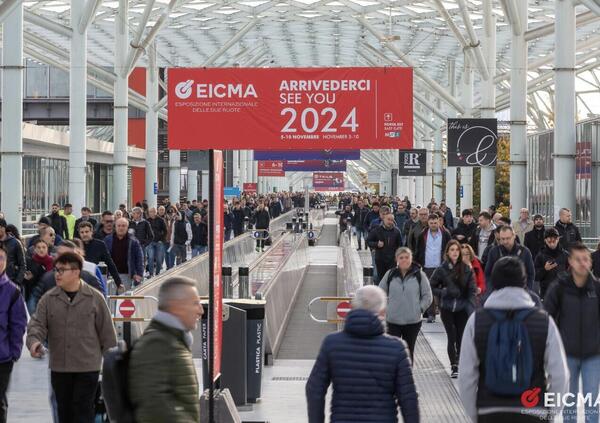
top-left (102, 340), bottom-right (136, 423)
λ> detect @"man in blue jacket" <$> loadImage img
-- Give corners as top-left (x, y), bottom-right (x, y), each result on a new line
top-left (484, 226), bottom-right (535, 291)
top-left (306, 285), bottom-right (419, 423)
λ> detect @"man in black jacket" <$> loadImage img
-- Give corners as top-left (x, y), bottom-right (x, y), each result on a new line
top-left (469, 211), bottom-right (495, 259)
top-left (146, 207), bottom-right (167, 277)
top-left (484, 226), bottom-right (535, 291)
top-left (534, 228), bottom-right (569, 299)
top-left (74, 207), bottom-right (97, 237)
top-left (0, 219), bottom-right (25, 286)
top-left (555, 207), bottom-right (582, 251)
top-left (367, 213), bottom-right (403, 284)
top-left (335, 205), bottom-right (354, 245)
top-left (452, 209), bottom-right (477, 244)
top-left (351, 200), bottom-right (370, 251)
top-left (78, 222), bottom-right (122, 289)
top-left (129, 207), bottom-right (154, 249)
top-left (544, 243), bottom-right (600, 423)
top-left (47, 203), bottom-right (68, 239)
top-left (231, 201), bottom-right (245, 237)
top-left (94, 211), bottom-right (115, 240)
top-left (524, 214), bottom-right (546, 260)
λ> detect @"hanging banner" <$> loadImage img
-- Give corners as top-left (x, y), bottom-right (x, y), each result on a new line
top-left (257, 161), bottom-right (285, 177)
top-left (447, 118), bottom-right (498, 167)
top-left (168, 67), bottom-right (413, 150)
top-left (398, 149), bottom-right (427, 176)
top-left (243, 183), bottom-right (257, 194)
top-left (283, 160), bottom-right (346, 172)
top-left (313, 172), bottom-right (345, 191)
top-left (253, 150), bottom-right (360, 160)
top-left (209, 150), bottom-right (224, 383)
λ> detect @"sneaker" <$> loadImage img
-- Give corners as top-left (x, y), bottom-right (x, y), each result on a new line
top-left (255, 247), bottom-right (260, 252)
top-left (451, 365), bottom-right (458, 379)
top-left (357, 247), bottom-right (362, 251)
top-left (426, 316), bottom-right (436, 323)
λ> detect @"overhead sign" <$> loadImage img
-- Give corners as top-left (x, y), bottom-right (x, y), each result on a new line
top-left (224, 186), bottom-right (241, 197)
top-left (447, 118), bottom-right (498, 167)
top-left (168, 67), bottom-right (413, 150)
top-left (398, 149), bottom-right (427, 176)
top-left (283, 160), bottom-right (346, 172)
top-left (243, 183), bottom-right (257, 194)
top-left (258, 161), bottom-right (285, 177)
top-left (254, 150), bottom-right (360, 160)
top-left (313, 172), bottom-right (344, 191)
top-left (367, 170), bottom-right (381, 183)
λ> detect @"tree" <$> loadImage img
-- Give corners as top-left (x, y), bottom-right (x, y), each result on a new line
top-left (495, 135), bottom-right (510, 208)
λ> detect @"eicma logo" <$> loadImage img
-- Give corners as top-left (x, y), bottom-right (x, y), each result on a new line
top-left (175, 80), bottom-right (194, 99)
top-left (521, 387), bottom-right (541, 408)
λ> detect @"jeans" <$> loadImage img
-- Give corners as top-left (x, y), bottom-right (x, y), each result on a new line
top-left (563, 354), bottom-right (600, 423)
top-left (0, 362), bottom-right (13, 423)
top-left (192, 246), bottom-right (207, 258)
top-left (387, 322), bottom-right (421, 362)
top-left (355, 228), bottom-right (366, 249)
top-left (119, 274), bottom-right (133, 291)
top-left (171, 244), bottom-right (187, 265)
top-left (51, 371), bottom-right (99, 423)
top-left (225, 229), bottom-right (233, 242)
top-left (163, 241), bottom-right (174, 269)
top-left (145, 242), bottom-right (165, 276)
top-left (423, 268), bottom-right (438, 319)
top-left (440, 308), bottom-right (469, 367)
top-left (371, 250), bottom-right (378, 283)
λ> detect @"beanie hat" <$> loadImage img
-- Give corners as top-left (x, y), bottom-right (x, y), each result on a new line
top-left (491, 256), bottom-right (527, 290)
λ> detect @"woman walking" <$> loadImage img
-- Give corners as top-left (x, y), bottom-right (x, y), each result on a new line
top-left (430, 240), bottom-right (477, 378)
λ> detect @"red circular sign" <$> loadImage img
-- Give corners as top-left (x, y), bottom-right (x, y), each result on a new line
top-left (336, 301), bottom-right (352, 319)
top-left (119, 299), bottom-right (136, 318)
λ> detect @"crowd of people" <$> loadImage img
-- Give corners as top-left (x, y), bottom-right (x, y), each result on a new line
top-left (308, 192), bottom-right (600, 422)
top-left (0, 190), bottom-right (316, 423)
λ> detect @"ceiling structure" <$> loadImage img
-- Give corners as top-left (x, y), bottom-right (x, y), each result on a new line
top-left (16, 0), bottom-right (600, 190)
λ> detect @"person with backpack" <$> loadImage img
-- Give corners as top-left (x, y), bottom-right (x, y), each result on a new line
top-left (368, 213), bottom-right (404, 285)
top-left (484, 226), bottom-right (535, 291)
top-left (128, 276), bottom-right (203, 423)
top-left (458, 256), bottom-right (569, 423)
top-left (378, 247), bottom-right (432, 360)
top-left (430, 240), bottom-right (477, 378)
top-left (544, 242), bottom-right (600, 423)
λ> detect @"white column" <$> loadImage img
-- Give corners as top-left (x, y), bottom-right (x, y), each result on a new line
top-left (433, 124), bottom-right (443, 202)
top-left (68, 0), bottom-right (87, 214)
top-left (201, 170), bottom-right (209, 201)
top-left (423, 102), bottom-right (434, 203)
top-left (415, 139), bottom-right (424, 206)
top-left (187, 170), bottom-right (198, 202)
top-left (510, 0), bottom-right (528, 222)
top-left (232, 150), bottom-right (240, 187)
top-left (553, 0), bottom-right (576, 220)
top-left (252, 152), bottom-right (258, 182)
top-left (113, 0), bottom-right (129, 209)
top-left (1, 3), bottom-right (23, 231)
top-left (409, 176), bottom-right (416, 205)
top-left (145, 42), bottom-right (158, 208)
top-left (239, 150), bottom-right (247, 186)
top-left (460, 55), bottom-right (474, 211)
top-left (445, 59), bottom-right (458, 215)
top-left (169, 150), bottom-right (180, 204)
top-left (480, 3), bottom-right (496, 210)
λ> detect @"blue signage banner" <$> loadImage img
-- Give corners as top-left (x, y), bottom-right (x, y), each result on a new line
top-left (283, 160), bottom-right (347, 172)
top-left (253, 150), bottom-right (360, 160)
top-left (224, 187), bottom-right (241, 197)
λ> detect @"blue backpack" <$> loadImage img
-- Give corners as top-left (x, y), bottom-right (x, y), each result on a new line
top-left (484, 309), bottom-right (535, 396)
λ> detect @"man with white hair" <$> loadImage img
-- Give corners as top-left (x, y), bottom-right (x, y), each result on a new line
top-left (512, 208), bottom-right (534, 242)
top-left (306, 285), bottom-right (419, 423)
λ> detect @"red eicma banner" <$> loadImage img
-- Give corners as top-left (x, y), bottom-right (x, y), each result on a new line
top-left (168, 67), bottom-right (413, 150)
top-left (243, 183), bottom-right (257, 194)
top-left (258, 161), bottom-right (285, 177)
top-left (211, 150), bottom-right (224, 381)
top-left (313, 172), bottom-right (345, 191)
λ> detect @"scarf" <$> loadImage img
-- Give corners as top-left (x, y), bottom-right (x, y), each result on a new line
top-left (32, 254), bottom-right (54, 272)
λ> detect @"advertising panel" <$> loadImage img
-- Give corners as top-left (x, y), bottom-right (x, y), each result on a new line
top-left (398, 149), bottom-right (427, 176)
top-left (447, 118), bottom-right (498, 167)
top-left (257, 161), bottom-right (285, 177)
top-left (243, 183), bottom-right (257, 194)
top-left (313, 172), bottom-right (345, 191)
top-left (168, 67), bottom-right (413, 150)
top-left (282, 160), bottom-right (346, 172)
top-left (253, 150), bottom-right (361, 160)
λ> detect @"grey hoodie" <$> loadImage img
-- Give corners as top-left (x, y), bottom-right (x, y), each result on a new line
top-left (458, 287), bottom-right (569, 422)
top-left (379, 265), bottom-right (433, 326)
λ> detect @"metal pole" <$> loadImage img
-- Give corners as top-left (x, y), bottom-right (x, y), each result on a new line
top-left (187, 170), bottom-right (198, 202)
top-left (0, 1), bottom-right (23, 231)
top-left (480, 1), bottom-right (496, 210)
top-left (233, 151), bottom-right (240, 187)
top-left (169, 150), bottom-right (181, 204)
top-left (433, 99), bottom-right (443, 202)
top-left (460, 55), bottom-right (474, 211)
top-left (239, 150), bottom-right (247, 186)
top-left (445, 59), bottom-right (458, 216)
top-left (415, 137), bottom-right (424, 206)
top-left (553, 0), bottom-right (576, 220)
top-left (113, 0), bottom-right (129, 209)
top-left (201, 171), bottom-right (209, 201)
top-left (145, 42), bottom-right (158, 208)
top-left (509, 0), bottom-right (528, 222)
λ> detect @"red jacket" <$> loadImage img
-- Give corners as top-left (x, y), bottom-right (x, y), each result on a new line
top-left (471, 257), bottom-right (486, 294)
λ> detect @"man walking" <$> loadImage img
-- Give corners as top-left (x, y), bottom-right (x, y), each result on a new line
top-left (306, 285), bottom-right (419, 423)
top-left (469, 211), bottom-right (496, 261)
top-left (512, 208), bottom-right (534, 242)
top-left (351, 200), bottom-right (370, 251)
top-left (367, 213), bottom-right (403, 284)
top-left (78, 222), bottom-right (122, 290)
top-left (452, 209), bottom-right (477, 244)
top-left (555, 208), bottom-right (582, 251)
top-left (533, 228), bottom-right (569, 299)
top-left (104, 218), bottom-right (144, 290)
top-left (27, 252), bottom-right (117, 423)
top-left (47, 204), bottom-right (68, 240)
top-left (524, 214), bottom-right (546, 260)
top-left (484, 226), bottom-right (535, 291)
top-left (146, 207), bottom-right (167, 277)
top-left (129, 277), bottom-right (203, 423)
top-left (407, 208), bottom-right (429, 254)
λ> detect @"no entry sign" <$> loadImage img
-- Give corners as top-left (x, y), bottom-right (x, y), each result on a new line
top-left (168, 67), bottom-right (413, 150)
top-left (336, 301), bottom-right (352, 319)
top-left (118, 299), bottom-right (135, 318)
